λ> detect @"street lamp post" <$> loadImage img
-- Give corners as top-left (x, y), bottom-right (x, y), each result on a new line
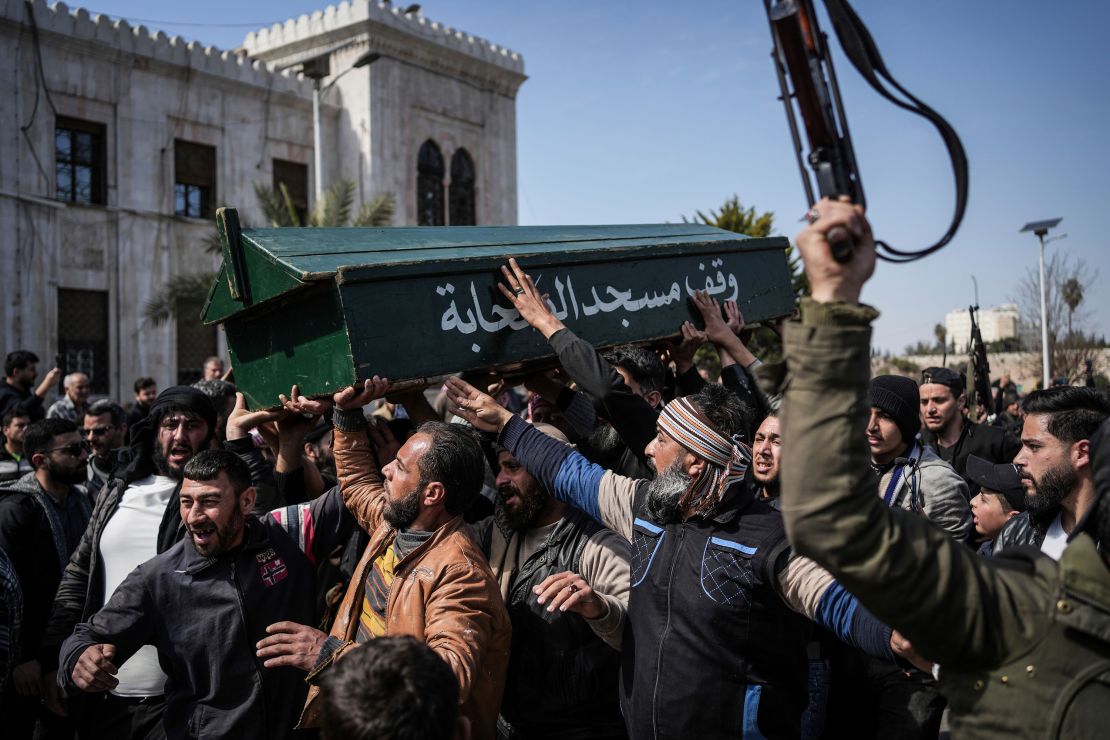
top-left (1020, 218), bottom-right (1064, 388)
top-left (292, 50), bottom-right (381, 203)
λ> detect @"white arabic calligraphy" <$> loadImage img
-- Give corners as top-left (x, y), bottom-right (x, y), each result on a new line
top-left (437, 261), bottom-right (741, 350)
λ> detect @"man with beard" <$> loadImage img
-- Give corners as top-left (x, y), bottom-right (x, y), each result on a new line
top-left (778, 196), bottom-right (1110, 737)
top-left (262, 379), bottom-right (510, 740)
top-left (81, 401), bottom-right (128, 502)
top-left (752, 413), bottom-right (782, 506)
top-left (59, 448), bottom-right (350, 739)
top-left (993, 386), bottom-right (1110, 558)
top-left (42, 387), bottom-right (222, 740)
top-left (0, 351), bottom-right (62, 423)
top-left (918, 366), bottom-right (1020, 496)
top-left (475, 422), bottom-right (629, 740)
top-left (447, 366), bottom-right (902, 739)
top-left (0, 418), bottom-right (91, 739)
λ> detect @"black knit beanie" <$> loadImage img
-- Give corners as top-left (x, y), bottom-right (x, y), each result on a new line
top-left (867, 375), bottom-right (921, 445)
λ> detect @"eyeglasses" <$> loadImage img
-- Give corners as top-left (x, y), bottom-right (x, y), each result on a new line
top-left (80, 426), bottom-right (114, 437)
top-left (47, 441), bottom-right (91, 457)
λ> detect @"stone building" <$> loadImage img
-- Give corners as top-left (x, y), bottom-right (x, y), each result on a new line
top-left (0, 0), bottom-right (525, 401)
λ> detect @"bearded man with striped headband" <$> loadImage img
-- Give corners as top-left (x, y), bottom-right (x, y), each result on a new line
top-left (449, 368), bottom-right (910, 740)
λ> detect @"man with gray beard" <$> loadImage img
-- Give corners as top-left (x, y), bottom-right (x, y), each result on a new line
top-left (994, 386), bottom-right (1110, 557)
top-left (448, 368), bottom-right (904, 740)
top-left (475, 421), bottom-right (629, 740)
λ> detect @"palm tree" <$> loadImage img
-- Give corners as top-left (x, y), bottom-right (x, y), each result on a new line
top-left (1061, 277), bottom-right (1083, 340)
top-left (934, 323), bottom-right (947, 352)
top-left (144, 181), bottom-right (396, 325)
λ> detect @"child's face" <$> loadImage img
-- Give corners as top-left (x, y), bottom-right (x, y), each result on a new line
top-left (970, 490), bottom-right (1014, 539)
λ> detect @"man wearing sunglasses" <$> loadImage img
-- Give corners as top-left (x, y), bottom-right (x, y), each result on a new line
top-left (0, 418), bottom-right (91, 739)
top-left (81, 401), bottom-right (129, 503)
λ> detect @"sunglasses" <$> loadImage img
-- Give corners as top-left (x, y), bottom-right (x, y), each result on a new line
top-left (80, 426), bottom-right (115, 437)
top-left (47, 441), bottom-right (91, 457)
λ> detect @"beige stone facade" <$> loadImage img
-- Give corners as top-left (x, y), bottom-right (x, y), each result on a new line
top-left (0, 0), bottom-right (524, 400)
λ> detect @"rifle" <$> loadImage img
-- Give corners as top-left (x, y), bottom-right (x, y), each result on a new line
top-left (968, 306), bottom-right (993, 421)
top-left (764, 0), bottom-right (969, 264)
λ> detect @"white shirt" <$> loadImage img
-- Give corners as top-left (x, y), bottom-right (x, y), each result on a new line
top-left (1040, 513), bottom-right (1069, 561)
top-left (98, 474), bottom-right (177, 696)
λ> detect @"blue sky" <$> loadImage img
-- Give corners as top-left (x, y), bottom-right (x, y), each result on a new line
top-left (84, 0), bottom-right (1109, 352)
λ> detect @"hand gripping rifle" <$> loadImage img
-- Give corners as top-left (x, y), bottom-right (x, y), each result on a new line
top-left (968, 305), bottom-right (993, 420)
top-left (764, 0), bottom-right (969, 263)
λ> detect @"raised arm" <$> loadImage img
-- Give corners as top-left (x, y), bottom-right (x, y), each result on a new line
top-left (446, 377), bottom-right (640, 541)
top-left (780, 198), bottom-right (1040, 670)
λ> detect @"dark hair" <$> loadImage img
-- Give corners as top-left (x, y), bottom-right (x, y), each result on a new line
top-left (183, 448), bottom-right (251, 493)
top-left (86, 400), bottom-right (126, 427)
top-left (1022, 387), bottom-right (1110, 444)
top-left (415, 421), bottom-right (485, 516)
top-left (5, 351), bottom-right (39, 377)
top-left (192, 379), bottom-right (236, 404)
top-left (688, 382), bottom-right (752, 439)
top-left (2, 409), bottom-right (30, 428)
top-left (605, 345), bottom-right (667, 396)
top-left (23, 418), bottom-right (78, 460)
top-left (133, 377), bottom-right (156, 393)
top-left (318, 637), bottom-right (458, 740)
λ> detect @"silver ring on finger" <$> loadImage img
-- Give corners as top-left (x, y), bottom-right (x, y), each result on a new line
top-left (513, 286), bottom-right (525, 296)
top-left (804, 208), bottom-right (820, 225)
top-left (567, 584), bottom-right (579, 593)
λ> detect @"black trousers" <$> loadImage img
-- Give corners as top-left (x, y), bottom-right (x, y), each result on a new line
top-left (77, 693), bottom-right (165, 740)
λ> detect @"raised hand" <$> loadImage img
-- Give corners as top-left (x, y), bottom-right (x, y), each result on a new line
top-left (691, 290), bottom-right (733, 344)
top-left (794, 196), bottom-right (875, 304)
top-left (279, 383), bottom-right (333, 417)
top-left (226, 392), bottom-right (288, 441)
top-left (723, 300), bottom-right (745, 336)
top-left (499, 257), bottom-right (565, 339)
top-left (333, 376), bottom-right (390, 411)
top-left (444, 376), bottom-right (514, 433)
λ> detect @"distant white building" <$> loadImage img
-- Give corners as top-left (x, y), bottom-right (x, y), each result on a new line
top-left (945, 303), bottom-right (1022, 351)
top-left (0, 0), bottom-right (525, 399)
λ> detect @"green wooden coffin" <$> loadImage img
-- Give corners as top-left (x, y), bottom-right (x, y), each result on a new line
top-left (201, 208), bottom-right (796, 409)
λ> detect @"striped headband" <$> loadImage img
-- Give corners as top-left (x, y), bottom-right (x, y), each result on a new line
top-left (657, 396), bottom-right (751, 517)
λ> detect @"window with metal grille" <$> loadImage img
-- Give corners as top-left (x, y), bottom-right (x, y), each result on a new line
top-left (449, 148), bottom-right (476, 226)
top-left (174, 140), bottom-right (216, 219)
top-left (55, 117), bottom-right (106, 205)
top-left (57, 289), bottom-right (109, 395)
top-left (417, 140), bottom-right (445, 226)
top-left (273, 159), bottom-right (309, 225)
top-left (176, 312), bottom-right (218, 386)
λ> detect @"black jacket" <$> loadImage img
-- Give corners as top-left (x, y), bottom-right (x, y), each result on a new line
top-left (0, 474), bottom-right (90, 667)
top-left (59, 492), bottom-right (348, 740)
top-left (920, 419), bottom-right (1021, 496)
top-left (0, 382), bottom-right (45, 422)
top-left (43, 439), bottom-right (276, 668)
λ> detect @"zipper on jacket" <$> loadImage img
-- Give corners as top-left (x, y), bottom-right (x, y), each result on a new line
top-left (230, 560), bottom-right (269, 731)
top-left (651, 526), bottom-right (685, 740)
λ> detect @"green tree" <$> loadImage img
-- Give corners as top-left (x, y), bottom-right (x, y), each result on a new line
top-left (1061, 276), bottom-right (1083, 339)
top-left (144, 181), bottom-right (396, 326)
top-left (934, 323), bottom-right (947, 352)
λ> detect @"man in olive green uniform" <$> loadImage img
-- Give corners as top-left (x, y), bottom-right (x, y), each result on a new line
top-left (778, 197), bottom-right (1110, 738)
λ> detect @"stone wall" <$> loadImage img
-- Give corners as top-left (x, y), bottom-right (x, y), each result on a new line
top-left (0, 0), bottom-right (523, 402)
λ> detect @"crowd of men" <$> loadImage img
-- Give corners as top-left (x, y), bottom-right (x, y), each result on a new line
top-left (0, 210), bottom-right (1108, 739)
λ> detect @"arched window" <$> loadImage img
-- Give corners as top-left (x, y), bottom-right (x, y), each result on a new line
top-left (449, 148), bottom-right (476, 226)
top-left (417, 140), bottom-right (445, 226)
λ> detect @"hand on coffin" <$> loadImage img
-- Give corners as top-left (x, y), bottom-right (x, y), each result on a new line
top-left (444, 376), bottom-right (514, 433)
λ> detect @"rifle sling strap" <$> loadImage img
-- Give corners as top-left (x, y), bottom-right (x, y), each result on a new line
top-left (822, 0), bottom-right (969, 263)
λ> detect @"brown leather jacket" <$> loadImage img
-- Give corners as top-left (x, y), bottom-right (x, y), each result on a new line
top-left (297, 424), bottom-right (511, 740)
